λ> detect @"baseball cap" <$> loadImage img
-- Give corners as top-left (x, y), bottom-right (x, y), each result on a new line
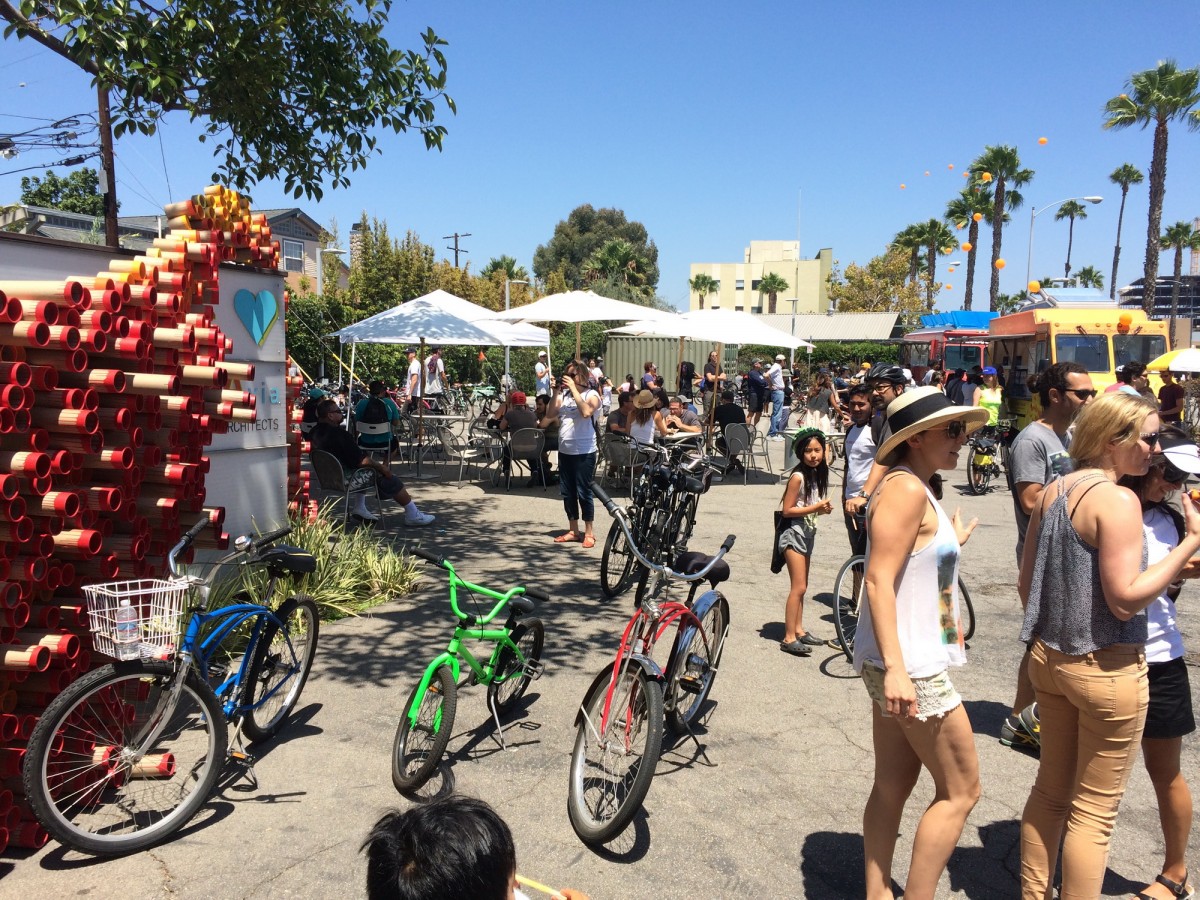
top-left (775, 354), bottom-right (785, 361)
top-left (538, 350), bottom-right (547, 357)
top-left (510, 390), bottom-right (527, 406)
top-left (308, 387), bottom-right (326, 399)
top-left (982, 366), bottom-right (997, 376)
top-left (752, 359), bottom-right (762, 365)
top-left (1157, 430), bottom-right (1200, 476)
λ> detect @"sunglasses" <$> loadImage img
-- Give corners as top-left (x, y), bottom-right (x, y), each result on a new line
top-left (1140, 432), bottom-right (1160, 449)
top-left (1066, 388), bottom-right (1098, 400)
top-left (870, 382), bottom-right (898, 393)
top-left (943, 421), bottom-right (967, 439)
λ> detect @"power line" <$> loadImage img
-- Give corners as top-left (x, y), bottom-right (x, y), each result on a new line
top-left (442, 231), bottom-right (471, 267)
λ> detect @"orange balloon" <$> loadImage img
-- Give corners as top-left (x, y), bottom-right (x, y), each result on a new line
top-left (981, 172), bottom-right (993, 183)
top-left (1028, 280), bottom-right (1041, 293)
top-left (973, 212), bottom-right (983, 222)
top-left (955, 222), bottom-right (965, 230)
top-left (1038, 136), bottom-right (1048, 145)
top-left (924, 171), bottom-right (930, 176)
top-left (1119, 312), bottom-right (1134, 326)
top-left (961, 242), bottom-right (973, 252)
top-left (945, 284), bottom-right (953, 290)
top-left (948, 164), bottom-right (955, 169)
top-left (962, 172), bottom-right (970, 178)
top-left (995, 258), bottom-right (1006, 270)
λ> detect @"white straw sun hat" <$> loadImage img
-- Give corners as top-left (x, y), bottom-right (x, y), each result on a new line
top-left (875, 386), bottom-right (989, 467)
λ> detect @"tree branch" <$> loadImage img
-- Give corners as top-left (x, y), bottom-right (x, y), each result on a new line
top-left (0, 0), bottom-right (99, 76)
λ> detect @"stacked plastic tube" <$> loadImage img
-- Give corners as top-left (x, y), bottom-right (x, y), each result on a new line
top-left (0, 184), bottom-right (279, 851)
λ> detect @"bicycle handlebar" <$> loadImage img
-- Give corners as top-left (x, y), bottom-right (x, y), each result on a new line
top-left (412, 547), bottom-right (445, 567)
top-left (412, 547), bottom-right (550, 608)
top-left (167, 518), bottom-right (294, 578)
top-left (253, 525), bottom-right (293, 549)
top-left (591, 482), bottom-right (735, 583)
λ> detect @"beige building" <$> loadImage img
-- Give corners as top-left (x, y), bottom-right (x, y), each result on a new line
top-left (688, 240), bottom-right (833, 314)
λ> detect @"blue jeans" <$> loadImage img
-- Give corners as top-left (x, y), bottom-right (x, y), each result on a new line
top-left (558, 452), bottom-right (597, 523)
top-left (769, 389), bottom-right (787, 435)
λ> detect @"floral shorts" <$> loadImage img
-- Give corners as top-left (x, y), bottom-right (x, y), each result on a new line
top-left (860, 663), bottom-right (962, 722)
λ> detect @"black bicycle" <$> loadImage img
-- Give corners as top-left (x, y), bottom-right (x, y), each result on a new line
top-left (966, 420), bottom-right (1016, 495)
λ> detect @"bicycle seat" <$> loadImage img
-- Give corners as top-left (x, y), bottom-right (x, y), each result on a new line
top-left (673, 551), bottom-right (730, 587)
top-left (508, 596), bottom-right (535, 616)
top-left (260, 545), bottom-right (317, 575)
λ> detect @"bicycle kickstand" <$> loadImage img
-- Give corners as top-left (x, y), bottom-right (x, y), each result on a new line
top-left (677, 716), bottom-right (712, 766)
top-left (486, 694), bottom-right (512, 753)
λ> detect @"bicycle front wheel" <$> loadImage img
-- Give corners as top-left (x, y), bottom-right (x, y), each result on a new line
top-left (23, 660), bottom-right (227, 856)
top-left (567, 666), bottom-right (663, 845)
top-left (240, 596), bottom-right (320, 743)
top-left (599, 520), bottom-right (635, 599)
top-left (664, 595), bottom-right (729, 732)
top-left (967, 449), bottom-right (991, 495)
top-left (958, 577), bottom-right (976, 642)
top-left (486, 617), bottom-right (544, 715)
top-left (392, 665), bottom-right (457, 793)
top-left (833, 555), bottom-right (866, 663)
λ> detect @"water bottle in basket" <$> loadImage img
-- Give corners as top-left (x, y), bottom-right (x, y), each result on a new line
top-left (114, 598), bottom-right (140, 660)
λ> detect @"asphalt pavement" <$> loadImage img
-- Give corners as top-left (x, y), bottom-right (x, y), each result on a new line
top-left (2, 436), bottom-right (1197, 899)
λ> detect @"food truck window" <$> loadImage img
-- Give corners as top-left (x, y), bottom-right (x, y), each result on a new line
top-left (900, 343), bottom-right (930, 368)
top-left (1054, 335), bottom-right (1110, 372)
top-left (1032, 340), bottom-right (1050, 374)
top-left (1113, 334), bottom-right (1167, 368)
top-left (945, 344), bottom-right (981, 370)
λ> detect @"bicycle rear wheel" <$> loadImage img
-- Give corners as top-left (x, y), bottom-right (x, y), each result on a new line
top-left (599, 521), bottom-right (635, 599)
top-left (240, 596), bottom-right (320, 743)
top-left (392, 665), bottom-right (457, 793)
top-left (486, 618), bottom-right (544, 715)
top-left (567, 666), bottom-right (663, 845)
top-left (967, 448), bottom-right (992, 495)
top-left (23, 660), bottom-right (227, 856)
top-left (958, 577), bottom-right (976, 642)
top-left (833, 555), bottom-right (866, 663)
top-left (664, 595), bottom-right (729, 732)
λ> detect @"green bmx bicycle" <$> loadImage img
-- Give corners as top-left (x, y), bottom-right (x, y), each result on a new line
top-left (391, 548), bottom-right (549, 793)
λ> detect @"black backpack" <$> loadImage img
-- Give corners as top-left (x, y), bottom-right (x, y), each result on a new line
top-left (359, 396), bottom-right (390, 425)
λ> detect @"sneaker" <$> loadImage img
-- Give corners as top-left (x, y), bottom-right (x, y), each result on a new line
top-left (404, 511), bottom-right (435, 527)
top-left (1018, 702), bottom-right (1041, 745)
top-left (352, 505), bottom-right (379, 522)
top-left (768, 434), bottom-right (785, 442)
top-left (1000, 711), bottom-right (1040, 755)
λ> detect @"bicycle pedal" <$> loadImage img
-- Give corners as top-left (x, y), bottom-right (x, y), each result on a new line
top-left (523, 660), bottom-right (546, 681)
top-left (229, 750), bottom-right (257, 766)
top-left (677, 675), bottom-right (705, 695)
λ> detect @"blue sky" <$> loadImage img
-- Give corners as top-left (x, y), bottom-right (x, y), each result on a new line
top-left (3, 0), bottom-right (1199, 310)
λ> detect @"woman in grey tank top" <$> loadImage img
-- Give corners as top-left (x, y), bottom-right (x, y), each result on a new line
top-left (1017, 393), bottom-right (1200, 900)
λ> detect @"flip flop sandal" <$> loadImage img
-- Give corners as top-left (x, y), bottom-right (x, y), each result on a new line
top-left (582, 535), bottom-right (596, 549)
top-left (1136, 872), bottom-right (1194, 900)
top-left (553, 531), bottom-right (580, 543)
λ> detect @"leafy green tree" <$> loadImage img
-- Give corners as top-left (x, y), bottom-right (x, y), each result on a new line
top-left (689, 273), bottom-right (719, 310)
top-left (1104, 60), bottom-right (1200, 313)
top-left (1107, 163), bottom-right (1144, 298)
top-left (826, 248), bottom-right (929, 330)
top-left (944, 184), bottom-right (995, 311)
top-left (0, 0), bottom-right (454, 200)
top-left (1160, 221), bottom-right (1200, 334)
top-left (972, 145), bottom-right (1033, 311)
top-left (891, 224), bottom-right (925, 284)
top-left (1073, 266), bottom-right (1105, 289)
top-left (1054, 200), bottom-right (1089, 279)
top-left (19, 168), bottom-right (110, 216)
top-left (582, 239), bottom-right (650, 292)
top-left (533, 205), bottom-right (659, 291)
top-left (994, 293), bottom-right (1024, 315)
top-left (481, 255), bottom-right (527, 281)
top-left (758, 272), bottom-right (789, 314)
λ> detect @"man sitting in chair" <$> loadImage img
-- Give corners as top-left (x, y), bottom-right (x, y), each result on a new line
top-left (310, 399), bottom-right (434, 526)
top-left (663, 396), bottom-right (702, 433)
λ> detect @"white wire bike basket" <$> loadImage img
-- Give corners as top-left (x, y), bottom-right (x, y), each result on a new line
top-left (83, 579), bottom-right (189, 660)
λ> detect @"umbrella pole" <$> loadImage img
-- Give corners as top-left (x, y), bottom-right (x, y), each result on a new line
top-left (346, 342), bottom-right (357, 430)
top-left (417, 338), bottom-right (427, 478)
top-left (676, 336), bottom-right (685, 396)
top-left (575, 323), bottom-right (581, 362)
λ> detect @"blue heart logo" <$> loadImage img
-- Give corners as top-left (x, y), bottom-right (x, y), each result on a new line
top-left (233, 288), bottom-right (279, 346)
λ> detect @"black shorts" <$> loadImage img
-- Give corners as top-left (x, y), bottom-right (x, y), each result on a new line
top-left (748, 393), bottom-right (763, 413)
top-left (1144, 656), bottom-right (1195, 740)
top-left (844, 510), bottom-right (867, 556)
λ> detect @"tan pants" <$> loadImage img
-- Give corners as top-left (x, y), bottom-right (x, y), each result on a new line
top-left (1020, 639), bottom-right (1148, 900)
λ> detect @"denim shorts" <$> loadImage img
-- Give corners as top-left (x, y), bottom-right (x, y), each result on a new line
top-left (860, 663), bottom-right (962, 722)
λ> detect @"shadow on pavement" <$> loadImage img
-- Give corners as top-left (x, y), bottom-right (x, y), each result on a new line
top-left (962, 698), bottom-right (1012, 741)
top-left (800, 830), bottom-right (866, 898)
top-left (587, 808), bottom-right (652, 863)
top-left (948, 818), bottom-right (1021, 898)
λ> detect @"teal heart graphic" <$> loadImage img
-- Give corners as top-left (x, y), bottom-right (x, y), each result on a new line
top-left (233, 288), bottom-right (279, 346)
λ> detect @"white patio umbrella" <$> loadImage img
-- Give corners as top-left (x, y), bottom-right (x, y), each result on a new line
top-left (1146, 347), bottom-right (1200, 373)
top-left (492, 290), bottom-right (674, 359)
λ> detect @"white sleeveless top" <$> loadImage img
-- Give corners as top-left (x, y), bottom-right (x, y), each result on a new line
top-left (853, 467), bottom-right (967, 677)
top-left (628, 416), bottom-right (657, 445)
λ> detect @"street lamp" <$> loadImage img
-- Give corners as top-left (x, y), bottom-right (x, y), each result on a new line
top-left (314, 247), bottom-right (346, 380)
top-left (1025, 197), bottom-right (1102, 297)
top-left (504, 278), bottom-right (530, 390)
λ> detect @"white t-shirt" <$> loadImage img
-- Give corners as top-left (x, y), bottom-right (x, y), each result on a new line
top-left (534, 361), bottom-right (550, 395)
top-left (407, 359), bottom-right (422, 397)
top-left (767, 363), bottom-right (785, 391)
top-left (590, 366), bottom-right (603, 387)
top-left (602, 383), bottom-right (613, 408)
top-left (843, 423), bottom-right (876, 500)
top-left (558, 389), bottom-right (600, 455)
top-left (629, 415), bottom-right (657, 445)
top-left (1143, 507), bottom-right (1186, 663)
top-left (425, 356), bottom-right (445, 395)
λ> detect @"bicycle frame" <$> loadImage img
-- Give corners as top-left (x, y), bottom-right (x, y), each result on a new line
top-left (404, 565), bottom-right (535, 728)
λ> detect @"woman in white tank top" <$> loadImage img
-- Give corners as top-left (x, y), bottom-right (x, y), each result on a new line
top-left (856, 387), bottom-right (989, 900)
top-left (628, 389), bottom-right (668, 446)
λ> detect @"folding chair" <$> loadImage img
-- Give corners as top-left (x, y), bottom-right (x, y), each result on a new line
top-left (599, 433), bottom-right (647, 496)
top-left (724, 423), bottom-right (770, 484)
top-left (436, 425), bottom-right (495, 487)
top-left (355, 421), bottom-right (393, 466)
top-left (505, 428), bottom-right (546, 491)
top-left (309, 450), bottom-right (384, 527)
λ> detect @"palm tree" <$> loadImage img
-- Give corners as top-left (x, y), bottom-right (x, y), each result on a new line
top-left (1073, 266), bottom-right (1105, 289)
top-left (689, 273), bottom-right (719, 310)
top-left (582, 239), bottom-right (648, 287)
top-left (914, 218), bottom-right (956, 309)
top-left (1107, 163), bottom-right (1144, 298)
top-left (1160, 221), bottom-right (1200, 339)
top-left (481, 255), bottom-right (528, 281)
top-left (945, 185), bottom-right (995, 310)
top-left (972, 145), bottom-right (1034, 311)
top-left (1103, 60), bottom-right (1200, 313)
top-left (758, 272), bottom-right (789, 314)
top-left (891, 225), bottom-right (925, 284)
top-left (1054, 201), bottom-right (1089, 279)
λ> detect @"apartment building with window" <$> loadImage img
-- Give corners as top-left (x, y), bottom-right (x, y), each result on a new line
top-left (688, 240), bottom-right (832, 314)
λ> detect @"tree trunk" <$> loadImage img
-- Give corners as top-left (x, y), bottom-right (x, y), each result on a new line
top-left (964, 220), bottom-right (979, 311)
top-left (989, 180), bottom-right (1006, 311)
top-left (1110, 186), bottom-right (1128, 300)
top-left (908, 249), bottom-right (919, 285)
top-left (769, 292), bottom-right (777, 314)
top-left (926, 244), bottom-right (936, 309)
top-left (1169, 246), bottom-right (1182, 345)
top-left (1143, 118), bottom-right (1169, 315)
top-left (1064, 217), bottom-right (1075, 280)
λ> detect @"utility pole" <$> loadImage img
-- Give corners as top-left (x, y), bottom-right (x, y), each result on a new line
top-left (442, 232), bottom-right (471, 267)
top-left (96, 84), bottom-right (119, 249)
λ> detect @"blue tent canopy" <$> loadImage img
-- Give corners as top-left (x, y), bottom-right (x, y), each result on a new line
top-left (918, 311), bottom-right (997, 330)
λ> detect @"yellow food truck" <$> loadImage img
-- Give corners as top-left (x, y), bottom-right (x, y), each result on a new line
top-left (987, 289), bottom-right (1169, 428)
